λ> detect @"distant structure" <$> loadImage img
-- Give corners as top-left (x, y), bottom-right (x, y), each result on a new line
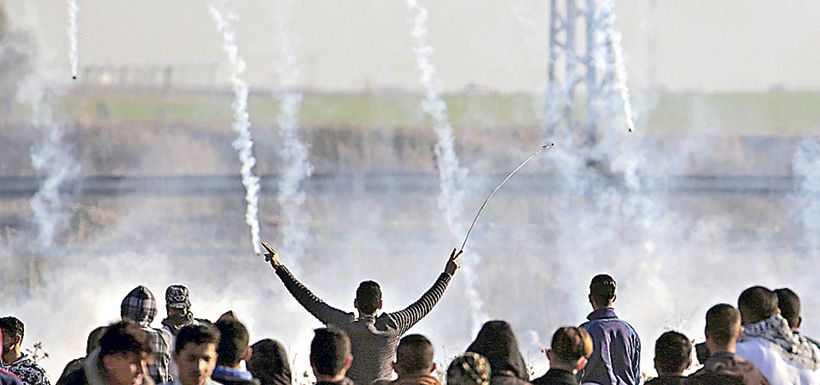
top-left (545, 0), bottom-right (629, 146)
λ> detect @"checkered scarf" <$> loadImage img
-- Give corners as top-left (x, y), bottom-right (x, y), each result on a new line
top-left (742, 314), bottom-right (820, 370)
top-left (121, 285), bottom-right (158, 325)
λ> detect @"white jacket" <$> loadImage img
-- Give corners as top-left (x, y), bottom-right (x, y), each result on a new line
top-left (737, 334), bottom-right (820, 385)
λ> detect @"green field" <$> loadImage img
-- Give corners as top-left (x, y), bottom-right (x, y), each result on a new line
top-left (9, 89), bottom-right (820, 136)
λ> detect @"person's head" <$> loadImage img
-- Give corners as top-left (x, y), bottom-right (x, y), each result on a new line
top-left (546, 327), bottom-right (593, 373)
top-left (98, 321), bottom-right (153, 385)
top-left (248, 339), bottom-right (292, 385)
top-left (173, 324), bottom-right (220, 385)
top-left (309, 327), bottom-right (352, 381)
top-left (704, 304), bottom-right (742, 353)
top-left (737, 286), bottom-right (779, 325)
top-left (775, 288), bottom-right (801, 330)
top-left (121, 286), bottom-right (159, 325)
top-left (589, 274), bottom-right (617, 309)
top-left (653, 331), bottom-right (692, 376)
top-left (87, 326), bottom-right (109, 355)
top-left (466, 320), bottom-right (528, 381)
top-left (354, 281), bottom-right (382, 316)
top-left (0, 316), bottom-right (24, 356)
top-left (394, 334), bottom-right (435, 376)
top-left (214, 319), bottom-right (251, 369)
top-left (446, 353), bottom-right (492, 385)
top-left (165, 284), bottom-right (192, 317)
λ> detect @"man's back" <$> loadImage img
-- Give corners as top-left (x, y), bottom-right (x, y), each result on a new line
top-left (579, 308), bottom-right (641, 385)
top-left (274, 266), bottom-right (452, 385)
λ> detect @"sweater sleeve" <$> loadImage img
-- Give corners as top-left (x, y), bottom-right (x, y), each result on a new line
top-left (275, 265), bottom-right (354, 325)
top-left (388, 272), bottom-right (452, 335)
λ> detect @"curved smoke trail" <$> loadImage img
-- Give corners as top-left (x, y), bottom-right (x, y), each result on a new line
top-left (406, 0), bottom-right (487, 334)
top-left (602, 0), bottom-right (635, 133)
top-left (20, 69), bottom-right (81, 250)
top-left (67, 0), bottom-right (78, 78)
top-left (273, 0), bottom-right (313, 271)
top-left (208, 0), bottom-right (262, 255)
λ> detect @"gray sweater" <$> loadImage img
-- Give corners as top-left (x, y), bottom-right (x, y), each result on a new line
top-left (275, 266), bottom-right (452, 385)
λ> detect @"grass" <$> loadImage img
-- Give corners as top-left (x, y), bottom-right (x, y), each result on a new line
top-left (8, 88), bottom-right (820, 136)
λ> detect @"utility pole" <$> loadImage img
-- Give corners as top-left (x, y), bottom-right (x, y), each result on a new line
top-left (546, 0), bottom-right (627, 146)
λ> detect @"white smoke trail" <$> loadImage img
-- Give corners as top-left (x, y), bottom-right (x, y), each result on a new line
top-left (66, 0), bottom-right (79, 79)
top-left (793, 139), bottom-right (820, 254)
top-left (406, 0), bottom-right (487, 334)
top-left (272, 0), bottom-right (312, 271)
top-left (602, 0), bottom-right (636, 133)
top-left (208, 0), bottom-right (262, 255)
top-left (20, 69), bottom-right (81, 250)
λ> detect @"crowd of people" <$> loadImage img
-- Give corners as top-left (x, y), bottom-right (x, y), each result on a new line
top-left (2, 246), bottom-right (820, 385)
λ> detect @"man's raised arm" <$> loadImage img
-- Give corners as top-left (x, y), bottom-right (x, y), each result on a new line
top-left (263, 242), bottom-right (354, 326)
top-left (389, 248), bottom-right (462, 335)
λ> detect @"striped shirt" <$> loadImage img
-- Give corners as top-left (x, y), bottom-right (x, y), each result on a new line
top-left (275, 266), bottom-right (452, 385)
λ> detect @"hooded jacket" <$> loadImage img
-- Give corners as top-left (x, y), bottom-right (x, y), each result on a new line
top-left (121, 286), bottom-right (173, 384)
top-left (736, 315), bottom-right (820, 385)
top-left (466, 321), bottom-right (530, 385)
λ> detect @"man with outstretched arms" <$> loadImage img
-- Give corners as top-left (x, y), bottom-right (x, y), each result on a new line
top-left (262, 243), bottom-right (461, 385)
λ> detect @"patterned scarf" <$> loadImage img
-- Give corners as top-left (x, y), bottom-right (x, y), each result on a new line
top-left (741, 314), bottom-right (820, 370)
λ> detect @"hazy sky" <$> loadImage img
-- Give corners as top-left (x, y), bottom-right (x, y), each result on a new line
top-left (5, 0), bottom-right (820, 92)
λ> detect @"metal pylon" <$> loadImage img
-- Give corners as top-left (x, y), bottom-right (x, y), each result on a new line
top-left (546, 0), bottom-right (622, 146)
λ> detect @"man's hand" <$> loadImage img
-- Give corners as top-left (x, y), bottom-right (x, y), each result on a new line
top-left (444, 248), bottom-right (463, 276)
top-left (262, 242), bottom-right (282, 270)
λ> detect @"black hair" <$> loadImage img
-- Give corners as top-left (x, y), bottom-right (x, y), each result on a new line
top-left (589, 274), bottom-right (617, 306)
top-left (775, 288), bottom-right (800, 329)
top-left (310, 327), bottom-right (351, 377)
top-left (176, 324), bottom-right (221, 353)
top-left (249, 338), bottom-right (292, 385)
top-left (215, 319), bottom-right (250, 367)
top-left (396, 334), bottom-right (434, 374)
top-left (355, 281), bottom-right (382, 314)
top-left (738, 286), bottom-right (778, 324)
top-left (98, 321), bottom-right (152, 358)
top-left (551, 327), bottom-right (593, 363)
top-left (654, 331), bottom-right (691, 376)
top-left (705, 304), bottom-right (741, 347)
top-left (0, 317), bottom-right (24, 342)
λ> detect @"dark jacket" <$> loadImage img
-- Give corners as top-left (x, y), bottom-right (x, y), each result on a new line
top-left (578, 308), bottom-right (641, 385)
top-left (644, 376), bottom-right (687, 385)
top-left (316, 379), bottom-right (355, 385)
top-left (275, 265), bottom-right (452, 385)
top-left (211, 366), bottom-right (260, 385)
top-left (531, 369), bottom-right (577, 385)
top-left (0, 370), bottom-right (23, 385)
top-left (689, 352), bottom-right (769, 385)
top-left (466, 320), bottom-right (530, 385)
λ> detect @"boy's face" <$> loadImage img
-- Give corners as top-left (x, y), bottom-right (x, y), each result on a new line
top-left (174, 342), bottom-right (218, 385)
top-left (103, 351), bottom-right (148, 385)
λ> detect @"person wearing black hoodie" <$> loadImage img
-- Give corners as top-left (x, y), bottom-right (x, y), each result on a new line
top-left (247, 339), bottom-right (291, 385)
top-left (466, 321), bottom-right (530, 385)
top-left (531, 327), bottom-right (592, 385)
